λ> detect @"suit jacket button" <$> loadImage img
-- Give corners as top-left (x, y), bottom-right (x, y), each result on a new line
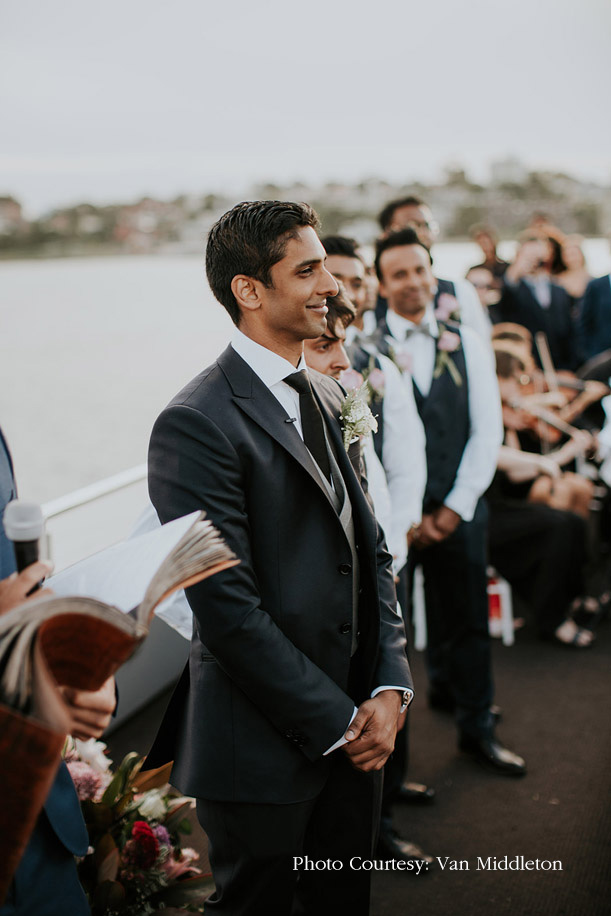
top-left (339, 563), bottom-right (352, 575)
top-left (339, 622), bottom-right (352, 635)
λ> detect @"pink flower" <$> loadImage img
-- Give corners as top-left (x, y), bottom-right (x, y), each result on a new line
top-left (66, 760), bottom-right (107, 802)
top-left (161, 847), bottom-right (202, 881)
top-left (340, 368), bottom-right (364, 390)
top-left (437, 330), bottom-right (461, 352)
top-left (366, 368), bottom-right (385, 396)
top-left (394, 350), bottom-right (413, 374)
top-left (435, 293), bottom-right (459, 321)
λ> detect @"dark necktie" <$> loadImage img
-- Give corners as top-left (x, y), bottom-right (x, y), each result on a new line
top-left (284, 370), bottom-right (332, 483)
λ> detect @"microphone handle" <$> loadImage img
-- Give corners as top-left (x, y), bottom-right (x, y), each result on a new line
top-left (13, 539), bottom-right (42, 595)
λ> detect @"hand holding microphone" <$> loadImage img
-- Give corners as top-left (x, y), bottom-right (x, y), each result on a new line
top-left (1, 500), bottom-right (53, 612)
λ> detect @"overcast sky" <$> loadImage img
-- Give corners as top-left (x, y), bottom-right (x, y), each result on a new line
top-left (2, 0), bottom-right (610, 216)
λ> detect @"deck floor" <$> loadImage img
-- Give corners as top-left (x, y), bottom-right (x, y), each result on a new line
top-left (106, 620), bottom-right (611, 916)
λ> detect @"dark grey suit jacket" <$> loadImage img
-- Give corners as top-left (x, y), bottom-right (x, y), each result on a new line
top-left (147, 345), bottom-right (411, 805)
top-left (578, 274), bottom-right (611, 363)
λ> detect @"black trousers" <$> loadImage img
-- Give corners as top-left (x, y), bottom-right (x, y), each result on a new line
top-left (488, 498), bottom-right (586, 637)
top-left (411, 499), bottom-right (494, 739)
top-left (196, 754), bottom-right (383, 916)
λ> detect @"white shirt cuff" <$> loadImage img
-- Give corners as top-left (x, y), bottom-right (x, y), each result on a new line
top-left (323, 707), bottom-right (358, 755)
top-left (371, 685), bottom-right (414, 708)
top-left (443, 487), bottom-right (477, 522)
top-left (322, 687), bottom-right (414, 756)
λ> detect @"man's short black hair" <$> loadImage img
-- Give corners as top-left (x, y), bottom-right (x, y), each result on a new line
top-left (378, 195), bottom-right (427, 232)
top-left (206, 200), bottom-right (320, 325)
top-left (374, 228), bottom-right (431, 280)
top-left (321, 235), bottom-right (363, 262)
top-left (325, 280), bottom-right (356, 336)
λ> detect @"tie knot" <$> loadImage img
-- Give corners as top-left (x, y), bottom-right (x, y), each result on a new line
top-left (284, 370), bottom-right (312, 396)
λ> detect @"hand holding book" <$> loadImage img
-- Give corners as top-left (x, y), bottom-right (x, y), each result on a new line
top-left (0, 510), bottom-right (237, 902)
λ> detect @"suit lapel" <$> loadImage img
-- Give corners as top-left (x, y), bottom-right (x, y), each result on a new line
top-left (217, 346), bottom-right (338, 512)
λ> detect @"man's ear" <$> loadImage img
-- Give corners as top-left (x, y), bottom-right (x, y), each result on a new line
top-left (378, 277), bottom-right (388, 299)
top-left (231, 275), bottom-right (262, 314)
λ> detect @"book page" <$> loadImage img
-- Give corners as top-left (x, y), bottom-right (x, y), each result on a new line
top-left (48, 512), bottom-right (201, 612)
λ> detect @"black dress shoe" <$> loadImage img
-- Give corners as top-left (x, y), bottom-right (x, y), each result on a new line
top-left (459, 734), bottom-right (526, 777)
top-left (396, 781), bottom-right (436, 804)
top-left (377, 829), bottom-right (434, 868)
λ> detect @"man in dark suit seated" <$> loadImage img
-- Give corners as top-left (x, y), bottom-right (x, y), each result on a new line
top-left (146, 201), bottom-right (413, 915)
top-left (578, 270), bottom-right (611, 363)
top-left (497, 235), bottom-right (579, 370)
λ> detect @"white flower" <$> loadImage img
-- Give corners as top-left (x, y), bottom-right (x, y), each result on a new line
top-left (73, 738), bottom-right (113, 775)
top-left (137, 788), bottom-right (168, 821)
top-left (340, 382), bottom-right (378, 450)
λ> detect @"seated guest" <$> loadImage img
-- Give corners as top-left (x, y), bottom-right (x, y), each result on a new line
top-left (469, 224), bottom-right (509, 280)
top-left (497, 233), bottom-right (579, 370)
top-left (376, 196), bottom-right (492, 342)
top-left (555, 235), bottom-right (591, 303)
top-left (578, 260), bottom-right (611, 362)
top-left (490, 351), bottom-right (595, 648)
top-left (466, 266), bottom-right (502, 319)
top-left (494, 346), bottom-right (595, 519)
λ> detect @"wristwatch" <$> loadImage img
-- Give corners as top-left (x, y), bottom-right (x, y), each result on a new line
top-left (399, 690), bottom-right (411, 714)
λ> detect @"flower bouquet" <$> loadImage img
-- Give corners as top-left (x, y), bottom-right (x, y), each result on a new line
top-left (65, 739), bottom-right (214, 915)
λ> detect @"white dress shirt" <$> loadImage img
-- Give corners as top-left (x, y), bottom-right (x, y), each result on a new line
top-left (231, 330), bottom-right (412, 752)
top-left (369, 354), bottom-right (427, 571)
top-left (385, 306), bottom-right (503, 522)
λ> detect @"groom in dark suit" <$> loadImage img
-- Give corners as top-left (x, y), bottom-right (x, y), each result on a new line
top-left (147, 201), bottom-right (413, 915)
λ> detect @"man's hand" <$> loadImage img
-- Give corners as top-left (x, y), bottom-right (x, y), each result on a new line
top-left (432, 506), bottom-right (462, 538)
top-left (412, 513), bottom-right (445, 548)
top-left (342, 691), bottom-right (401, 772)
top-left (61, 676), bottom-right (116, 740)
top-left (413, 507), bottom-right (462, 549)
top-left (0, 561), bottom-right (53, 615)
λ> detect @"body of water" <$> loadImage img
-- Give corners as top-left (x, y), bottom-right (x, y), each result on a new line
top-left (2, 240), bottom-right (610, 507)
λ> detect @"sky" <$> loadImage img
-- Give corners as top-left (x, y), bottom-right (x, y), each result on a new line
top-left (2, 0), bottom-right (611, 217)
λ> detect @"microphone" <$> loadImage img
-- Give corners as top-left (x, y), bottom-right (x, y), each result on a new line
top-left (284, 417), bottom-right (297, 424)
top-left (3, 500), bottom-right (45, 592)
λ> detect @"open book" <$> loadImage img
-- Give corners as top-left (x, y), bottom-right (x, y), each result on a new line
top-left (0, 510), bottom-right (237, 903)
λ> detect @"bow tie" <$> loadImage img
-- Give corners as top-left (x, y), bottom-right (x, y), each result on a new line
top-left (402, 323), bottom-right (436, 341)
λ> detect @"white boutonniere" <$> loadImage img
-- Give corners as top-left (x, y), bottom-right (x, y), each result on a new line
top-left (434, 329), bottom-right (463, 386)
top-left (339, 376), bottom-right (378, 451)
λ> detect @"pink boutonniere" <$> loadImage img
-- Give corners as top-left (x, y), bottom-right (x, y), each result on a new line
top-left (434, 329), bottom-right (463, 386)
top-left (365, 366), bottom-right (386, 398)
top-left (435, 292), bottom-right (461, 322)
top-left (388, 345), bottom-right (414, 376)
top-left (339, 368), bottom-right (365, 391)
top-left (438, 330), bottom-right (461, 352)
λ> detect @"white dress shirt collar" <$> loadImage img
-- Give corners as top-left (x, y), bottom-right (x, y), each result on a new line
top-left (231, 328), bottom-right (307, 389)
top-left (386, 304), bottom-right (439, 342)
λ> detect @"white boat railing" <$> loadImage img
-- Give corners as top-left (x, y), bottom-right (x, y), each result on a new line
top-left (42, 464), bottom-right (148, 520)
